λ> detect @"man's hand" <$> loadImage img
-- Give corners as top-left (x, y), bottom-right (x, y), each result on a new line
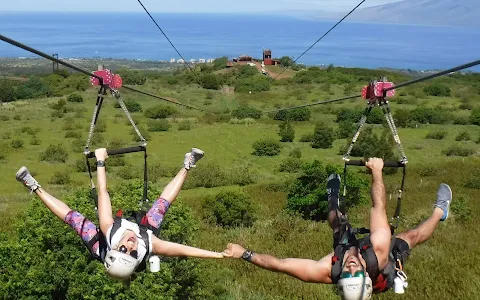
top-left (95, 148), bottom-right (109, 161)
top-left (365, 157), bottom-right (384, 172)
top-left (223, 243), bottom-right (246, 258)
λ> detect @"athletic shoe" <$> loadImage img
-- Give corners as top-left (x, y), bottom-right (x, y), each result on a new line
top-left (183, 148), bottom-right (204, 170)
top-left (327, 173), bottom-right (341, 211)
top-left (16, 166), bottom-right (41, 193)
top-left (434, 183), bottom-right (452, 221)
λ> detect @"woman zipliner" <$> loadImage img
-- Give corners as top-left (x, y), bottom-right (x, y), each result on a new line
top-left (16, 147), bottom-right (225, 281)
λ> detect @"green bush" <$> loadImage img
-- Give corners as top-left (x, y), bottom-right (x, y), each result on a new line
top-left (410, 107), bottom-right (453, 124)
top-left (50, 109), bottom-right (64, 119)
top-left (203, 190), bottom-right (256, 227)
top-left (274, 107), bottom-right (311, 121)
top-left (419, 166), bottom-right (439, 177)
top-left (20, 126), bottom-right (38, 136)
top-left (178, 120), bottom-right (192, 131)
top-left (289, 148), bottom-right (302, 158)
top-left (252, 138), bottom-right (281, 156)
top-left (279, 122), bottom-right (295, 142)
top-left (459, 102), bottom-right (473, 110)
top-left (10, 139), bottom-right (23, 149)
top-left (311, 122), bottom-right (335, 149)
top-left (232, 106), bottom-right (262, 119)
top-left (0, 114), bottom-right (9, 121)
top-left (114, 99), bottom-right (143, 112)
top-left (0, 181), bottom-right (204, 299)
top-left (279, 157), bottom-right (303, 173)
top-left (13, 114), bottom-right (21, 120)
top-left (340, 127), bottom-right (395, 160)
top-left (49, 170), bottom-right (71, 185)
top-left (453, 115), bottom-right (470, 125)
top-left (300, 133), bottom-right (314, 143)
top-left (426, 130), bottom-right (447, 140)
top-left (442, 146), bottom-right (475, 157)
top-left (39, 144), bottom-right (69, 163)
top-left (200, 73), bottom-right (221, 90)
top-left (337, 121), bottom-right (356, 139)
top-left (131, 127), bottom-right (150, 142)
top-left (470, 109), bottom-right (480, 126)
top-left (117, 69), bottom-right (146, 85)
top-left (455, 131), bottom-right (470, 141)
top-left (144, 105), bottom-right (178, 119)
top-left (64, 130), bottom-right (82, 139)
top-left (336, 108), bottom-right (363, 123)
top-left (30, 137), bottom-right (41, 145)
top-left (287, 160), bottom-right (368, 221)
top-left (183, 162), bottom-right (228, 189)
top-left (451, 196), bottom-right (473, 222)
top-left (67, 93), bottom-right (83, 103)
top-left (49, 98), bottom-right (67, 111)
top-left (234, 74), bottom-right (270, 93)
top-left (366, 108), bottom-right (384, 124)
top-left (423, 83), bottom-right (451, 97)
top-left (147, 119), bottom-right (170, 132)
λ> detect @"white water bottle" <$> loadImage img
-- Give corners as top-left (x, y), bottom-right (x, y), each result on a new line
top-left (149, 255), bottom-right (160, 273)
top-left (394, 271), bottom-right (408, 294)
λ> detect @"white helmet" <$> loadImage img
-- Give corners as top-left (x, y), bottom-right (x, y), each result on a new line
top-left (337, 276), bottom-right (373, 300)
top-left (104, 250), bottom-right (139, 280)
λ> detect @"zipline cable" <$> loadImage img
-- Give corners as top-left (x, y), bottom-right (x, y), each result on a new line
top-left (0, 34), bottom-right (102, 81)
top-left (385, 59), bottom-right (480, 91)
top-left (0, 34), bottom-right (201, 110)
top-left (123, 85), bottom-right (205, 111)
top-left (136, 0), bottom-right (199, 82)
top-left (271, 0), bottom-right (366, 81)
top-left (263, 94), bottom-right (361, 114)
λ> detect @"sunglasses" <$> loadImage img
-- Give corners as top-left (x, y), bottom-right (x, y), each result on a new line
top-left (119, 245), bottom-right (138, 259)
top-left (341, 271), bottom-right (366, 279)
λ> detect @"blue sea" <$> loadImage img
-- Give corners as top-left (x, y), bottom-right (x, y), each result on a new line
top-left (0, 12), bottom-right (479, 71)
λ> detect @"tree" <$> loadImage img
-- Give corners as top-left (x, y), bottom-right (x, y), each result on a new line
top-left (203, 189), bottom-right (256, 227)
top-left (0, 80), bottom-right (14, 103)
top-left (213, 56), bottom-right (228, 70)
top-left (471, 108), bottom-right (480, 126)
top-left (279, 122), bottom-right (295, 142)
top-left (232, 106), bottom-right (262, 119)
top-left (200, 73), bottom-right (221, 90)
top-left (252, 138), bottom-right (281, 156)
top-left (279, 56), bottom-right (294, 67)
top-left (311, 122), bottom-right (335, 149)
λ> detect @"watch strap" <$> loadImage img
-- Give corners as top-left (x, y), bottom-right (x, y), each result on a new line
top-left (96, 160), bottom-right (106, 167)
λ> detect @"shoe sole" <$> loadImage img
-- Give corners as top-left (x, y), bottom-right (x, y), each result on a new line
top-left (191, 148), bottom-right (204, 155)
top-left (438, 183), bottom-right (452, 221)
top-left (15, 166), bottom-right (28, 181)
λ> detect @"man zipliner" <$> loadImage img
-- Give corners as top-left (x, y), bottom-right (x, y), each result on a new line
top-left (224, 158), bottom-right (453, 299)
top-left (16, 147), bottom-right (226, 281)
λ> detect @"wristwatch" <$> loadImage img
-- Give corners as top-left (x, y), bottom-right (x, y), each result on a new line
top-left (242, 250), bottom-right (254, 262)
top-left (96, 160), bottom-right (106, 167)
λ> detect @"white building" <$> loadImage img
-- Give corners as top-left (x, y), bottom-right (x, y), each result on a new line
top-left (170, 58), bottom-right (176, 63)
top-left (206, 58), bottom-right (215, 63)
top-left (190, 59), bottom-right (197, 64)
top-left (177, 59), bottom-right (185, 64)
top-left (198, 58), bottom-right (206, 63)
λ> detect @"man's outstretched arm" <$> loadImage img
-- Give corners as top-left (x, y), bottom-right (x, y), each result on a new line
top-left (365, 158), bottom-right (391, 269)
top-left (224, 243), bottom-right (333, 283)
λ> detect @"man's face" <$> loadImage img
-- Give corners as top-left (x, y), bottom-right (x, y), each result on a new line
top-left (342, 251), bottom-right (366, 276)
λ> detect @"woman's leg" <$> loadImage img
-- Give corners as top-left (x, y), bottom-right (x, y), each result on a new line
top-left (34, 188), bottom-right (72, 220)
top-left (146, 148), bottom-right (204, 231)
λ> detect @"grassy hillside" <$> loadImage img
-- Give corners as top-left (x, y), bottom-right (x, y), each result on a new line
top-left (0, 63), bottom-right (479, 299)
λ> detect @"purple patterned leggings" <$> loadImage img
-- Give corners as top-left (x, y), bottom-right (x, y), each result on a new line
top-left (64, 197), bottom-right (170, 254)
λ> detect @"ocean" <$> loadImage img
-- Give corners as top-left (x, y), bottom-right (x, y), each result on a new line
top-left (0, 12), bottom-right (479, 71)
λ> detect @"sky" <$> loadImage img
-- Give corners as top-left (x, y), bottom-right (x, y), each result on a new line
top-left (0, 0), bottom-right (401, 13)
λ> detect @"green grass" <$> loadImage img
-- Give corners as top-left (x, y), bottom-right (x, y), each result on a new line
top-left (1, 72), bottom-right (480, 299)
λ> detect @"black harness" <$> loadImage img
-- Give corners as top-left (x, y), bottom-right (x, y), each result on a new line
top-left (330, 221), bottom-right (399, 293)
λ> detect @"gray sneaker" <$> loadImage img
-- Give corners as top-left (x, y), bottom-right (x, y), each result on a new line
top-left (16, 166), bottom-right (41, 193)
top-left (434, 183), bottom-right (452, 221)
top-left (183, 148), bottom-right (204, 170)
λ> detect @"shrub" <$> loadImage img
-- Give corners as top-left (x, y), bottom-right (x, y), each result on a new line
top-left (39, 144), bottom-right (69, 163)
top-left (10, 139), bottom-right (23, 149)
top-left (117, 69), bottom-right (146, 85)
top-left (234, 75), bottom-right (270, 93)
top-left (470, 109), bottom-right (480, 126)
top-left (410, 107), bottom-right (453, 124)
top-left (442, 146), bottom-right (475, 157)
top-left (337, 121), bottom-right (356, 139)
top-left (131, 127), bottom-right (150, 142)
top-left (289, 148), bottom-right (302, 158)
top-left (2, 132), bottom-right (11, 140)
top-left (148, 119), bottom-right (170, 132)
top-left (426, 130), bottom-right (447, 140)
top-left (200, 73), bottom-right (221, 90)
top-left (459, 102), bottom-right (473, 110)
top-left (451, 196), bottom-right (473, 222)
top-left (144, 105), bottom-right (178, 119)
top-left (203, 190), bottom-right (256, 227)
top-left (0, 114), bottom-right (9, 121)
top-left (279, 157), bottom-right (303, 173)
top-left (455, 131), bottom-right (470, 141)
top-left (423, 83), bottom-right (451, 97)
top-left (419, 166), bottom-right (439, 177)
top-left (50, 98), bottom-right (67, 111)
top-left (178, 120), bottom-right (192, 131)
top-left (50, 110), bottom-right (64, 119)
top-left (366, 108), bottom-right (384, 124)
top-left (252, 138), bottom-right (281, 156)
top-left (300, 133), bottom-right (314, 143)
top-left (49, 170), bottom-right (71, 185)
top-left (287, 160), bottom-right (368, 220)
top-left (336, 108), bottom-right (363, 123)
top-left (278, 122), bottom-right (295, 142)
top-left (183, 162), bottom-right (228, 189)
top-left (340, 127), bottom-right (395, 160)
top-left (274, 107), bottom-right (311, 121)
top-left (232, 106), bottom-right (262, 119)
top-left (13, 114), bottom-right (21, 120)
top-left (20, 126), bottom-right (37, 136)
top-left (72, 158), bottom-right (87, 172)
top-left (311, 122), bottom-right (335, 149)
top-left (453, 115), bottom-right (470, 125)
top-left (67, 93), bottom-right (83, 103)
top-left (30, 137), bottom-right (41, 145)
top-left (65, 130), bottom-right (82, 138)
top-left (114, 99), bottom-right (143, 112)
